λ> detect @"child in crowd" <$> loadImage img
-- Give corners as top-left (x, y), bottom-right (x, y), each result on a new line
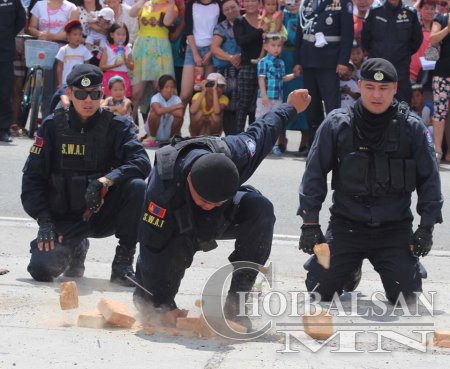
top-left (56, 20), bottom-right (92, 88)
top-left (85, 7), bottom-right (115, 56)
top-left (261, 0), bottom-right (287, 40)
top-left (411, 84), bottom-right (434, 134)
top-left (340, 62), bottom-right (360, 109)
top-left (256, 33), bottom-right (296, 156)
top-left (189, 73), bottom-right (229, 137)
top-left (350, 41), bottom-right (365, 81)
top-left (101, 76), bottom-right (133, 118)
top-left (99, 23), bottom-right (134, 98)
top-left (142, 75), bottom-right (184, 148)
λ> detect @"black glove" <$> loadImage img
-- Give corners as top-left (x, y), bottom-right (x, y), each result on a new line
top-left (85, 179), bottom-right (104, 212)
top-left (299, 224), bottom-right (325, 255)
top-left (411, 226), bottom-right (433, 257)
top-left (37, 219), bottom-right (56, 244)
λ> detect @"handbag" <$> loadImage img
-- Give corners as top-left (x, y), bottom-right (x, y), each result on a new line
top-left (424, 43), bottom-right (441, 61)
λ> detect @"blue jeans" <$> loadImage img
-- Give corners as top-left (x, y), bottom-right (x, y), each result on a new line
top-left (183, 44), bottom-right (211, 66)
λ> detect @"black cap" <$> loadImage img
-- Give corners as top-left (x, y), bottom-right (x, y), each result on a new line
top-left (360, 58), bottom-right (398, 83)
top-left (66, 64), bottom-right (103, 88)
top-left (190, 153), bottom-right (240, 203)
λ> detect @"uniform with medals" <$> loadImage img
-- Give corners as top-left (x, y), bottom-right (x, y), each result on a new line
top-left (21, 64), bottom-right (151, 286)
top-left (361, 1), bottom-right (423, 104)
top-left (294, 0), bottom-right (354, 149)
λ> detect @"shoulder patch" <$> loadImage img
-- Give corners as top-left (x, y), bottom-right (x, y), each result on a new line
top-left (424, 129), bottom-right (433, 148)
top-left (30, 135), bottom-right (44, 155)
top-left (245, 138), bottom-right (256, 157)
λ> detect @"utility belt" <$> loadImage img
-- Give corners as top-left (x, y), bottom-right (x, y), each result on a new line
top-left (331, 214), bottom-right (411, 230)
top-left (303, 34), bottom-right (341, 43)
top-left (48, 172), bottom-right (103, 217)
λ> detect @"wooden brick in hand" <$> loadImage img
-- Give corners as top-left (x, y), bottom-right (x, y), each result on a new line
top-left (434, 331), bottom-right (450, 348)
top-left (97, 298), bottom-right (136, 328)
top-left (60, 281), bottom-right (79, 310)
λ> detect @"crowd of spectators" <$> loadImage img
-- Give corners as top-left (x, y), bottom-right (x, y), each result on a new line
top-left (4, 0), bottom-right (450, 161)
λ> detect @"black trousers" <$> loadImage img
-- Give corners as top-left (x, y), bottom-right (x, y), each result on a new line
top-left (0, 61), bottom-right (14, 131)
top-left (135, 190), bottom-right (275, 309)
top-left (305, 216), bottom-right (422, 303)
top-left (27, 177), bottom-right (146, 281)
top-left (235, 64), bottom-right (258, 134)
top-left (302, 67), bottom-right (340, 147)
top-left (395, 78), bottom-right (412, 106)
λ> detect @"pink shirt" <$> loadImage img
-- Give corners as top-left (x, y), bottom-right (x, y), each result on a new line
top-left (410, 28), bottom-right (431, 82)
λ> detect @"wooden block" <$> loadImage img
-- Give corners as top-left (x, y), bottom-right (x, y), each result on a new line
top-left (313, 243), bottom-right (330, 270)
top-left (77, 311), bottom-right (106, 329)
top-left (60, 281), bottom-right (79, 310)
top-left (303, 312), bottom-right (334, 340)
top-left (176, 317), bottom-right (199, 331)
top-left (434, 331), bottom-right (450, 348)
top-left (97, 298), bottom-right (136, 328)
top-left (160, 308), bottom-right (188, 327)
top-left (258, 266), bottom-right (269, 275)
top-left (194, 299), bottom-right (204, 308)
top-left (194, 315), bottom-right (217, 339)
top-left (154, 326), bottom-right (182, 336)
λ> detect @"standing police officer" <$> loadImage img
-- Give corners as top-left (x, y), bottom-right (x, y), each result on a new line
top-left (294, 0), bottom-right (354, 152)
top-left (361, 0), bottom-right (423, 105)
top-left (21, 64), bottom-right (151, 286)
top-left (0, 0), bottom-right (26, 142)
top-left (134, 89), bottom-right (311, 329)
top-left (298, 58), bottom-right (443, 303)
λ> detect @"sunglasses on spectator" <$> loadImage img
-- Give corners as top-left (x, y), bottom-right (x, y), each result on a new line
top-left (73, 89), bottom-right (102, 100)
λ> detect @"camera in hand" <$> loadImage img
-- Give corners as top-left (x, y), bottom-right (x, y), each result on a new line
top-left (205, 80), bottom-right (215, 88)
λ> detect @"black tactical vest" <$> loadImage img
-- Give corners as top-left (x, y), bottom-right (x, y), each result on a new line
top-left (48, 109), bottom-right (115, 217)
top-left (331, 103), bottom-right (417, 197)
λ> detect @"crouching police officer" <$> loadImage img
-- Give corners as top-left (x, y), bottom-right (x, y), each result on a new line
top-left (21, 64), bottom-right (151, 286)
top-left (298, 58), bottom-right (443, 304)
top-left (134, 89), bottom-right (311, 329)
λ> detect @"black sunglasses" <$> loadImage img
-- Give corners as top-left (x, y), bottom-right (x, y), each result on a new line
top-left (73, 89), bottom-right (103, 100)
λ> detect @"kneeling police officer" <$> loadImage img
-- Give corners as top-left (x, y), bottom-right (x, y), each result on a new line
top-left (298, 58), bottom-right (443, 303)
top-left (21, 64), bottom-right (151, 286)
top-left (134, 89), bottom-right (311, 329)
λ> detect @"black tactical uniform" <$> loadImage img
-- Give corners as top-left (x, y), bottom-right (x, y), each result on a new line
top-left (134, 103), bottom-right (298, 326)
top-left (0, 0), bottom-right (26, 142)
top-left (361, 1), bottom-right (423, 104)
top-left (21, 65), bottom-right (151, 285)
top-left (294, 0), bottom-right (354, 147)
top-left (298, 59), bottom-right (442, 303)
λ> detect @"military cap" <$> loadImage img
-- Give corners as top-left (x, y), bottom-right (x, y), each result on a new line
top-left (190, 153), bottom-right (240, 203)
top-left (66, 64), bottom-right (103, 88)
top-left (360, 58), bottom-right (398, 83)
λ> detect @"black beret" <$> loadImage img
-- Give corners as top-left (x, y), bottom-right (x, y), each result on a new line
top-left (190, 153), bottom-right (240, 203)
top-left (66, 64), bottom-right (103, 88)
top-left (360, 58), bottom-right (398, 83)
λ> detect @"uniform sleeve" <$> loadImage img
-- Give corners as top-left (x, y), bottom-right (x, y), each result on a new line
top-left (338, 0), bottom-right (355, 65)
top-left (298, 116), bottom-right (338, 223)
top-left (21, 120), bottom-right (54, 220)
top-left (411, 121), bottom-right (443, 227)
top-left (223, 103), bottom-right (297, 184)
top-left (15, 0), bottom-right (26, 34)
top-left (409, 8), bottom-right (423, 55)
top-left (106, 118), bottom-right (152, 184)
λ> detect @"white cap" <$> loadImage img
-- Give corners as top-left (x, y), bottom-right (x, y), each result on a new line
top-left (206, 72), bottom-right (227, 85)
top-left (98, 7), bottom-right (115, 22)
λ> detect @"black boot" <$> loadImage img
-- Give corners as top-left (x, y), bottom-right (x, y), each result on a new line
top-left (343, 265), bottom-right (362, 292)
top-left (110, 245), bottom-right (137, 287)
top-left (223, 268), bottom-right (258, 331)
top-left (64, 239), bottom-right (90, 277)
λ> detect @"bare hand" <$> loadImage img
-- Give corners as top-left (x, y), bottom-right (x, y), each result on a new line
top-left (262, 95), bottom-right (270, 106)
top-left (287, 89), bottom-right (311, 114)
top-left (202, 52), bottom-right (212, 66)
top-left (194, 54), bottom-right (203, 67)
top-left (293, 64), bottom-right (302, 77)
top-left (336, 64), bottom-right (347, 77)
top-left (230, 54), bottom-right (241, 68)
top-left (38, 31), bottom-right (51, 41)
